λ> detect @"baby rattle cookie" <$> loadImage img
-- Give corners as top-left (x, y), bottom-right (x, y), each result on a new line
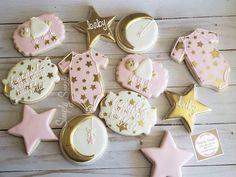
top-left (115, 13), bottom-right (158, 53)
top-left (99, 91), bottom-right (157, 136)
top-left (58, 49), bottom-right (109, 113)
top-left (60, 115), bottom-right (108, 164)
top-left (171, 28), bottom-right (230, 91)
top-left (74, 6), bottom-right (116, 47)
top-left (13, 14), bottom-right (65, 56)
top-left (2, 57), bottom-right (60, 104)
top-left (116, 54), bottom-right (168, 98)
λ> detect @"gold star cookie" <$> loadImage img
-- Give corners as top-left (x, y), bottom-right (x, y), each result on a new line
top-left (164, 84), bottom-right (211, 132)
top-left (74, 6), bottom-right (116, 47)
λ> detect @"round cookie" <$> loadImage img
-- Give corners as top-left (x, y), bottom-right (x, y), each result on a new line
top-left (2, 57), bottom-right (60, 104)
top-left (60, 115), bottom-right (108, 164)
top-left (116, 54), bottom-right (168, 98)
top-left (115, 13), bottom-right (158, 53)
top-left (13, 14), bottom-right (65, 56)
top-left (99, 91), bottom-right (157, 136)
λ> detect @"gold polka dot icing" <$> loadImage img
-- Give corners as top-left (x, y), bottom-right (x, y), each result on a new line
top-left (2, 57), bottom-right (60, 104)
top-left (99, 91), bottom-right (157, 136)
top-left (60, 115), bottom-right (108, 164)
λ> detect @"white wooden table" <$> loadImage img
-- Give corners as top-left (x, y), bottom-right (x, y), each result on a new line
top-left (0, 1), bottom-right (236, 177)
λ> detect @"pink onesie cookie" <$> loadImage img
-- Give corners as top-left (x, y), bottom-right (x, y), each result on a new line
top-left (116, 54), bottom-right (168, 98)
top-left (13, 14), bottom-right (65, 56)
top-left (58, 49), bottom-right (108, 113)
top-left (171, 28), bottom-right (230, 91)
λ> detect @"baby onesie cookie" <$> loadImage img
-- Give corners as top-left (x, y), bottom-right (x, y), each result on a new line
top-left (74, 6), bottom-right (116, 47)
top-left (2, 57), bottom-right (60, 104)
top-left (115, 13), bottom-right (158, 53)
top-left (116, 54), bottom-right (168, 98)
top-left (58, 49), bottom-right (109, 113)
top-left (171, 28), bottom-right (230, 91)
top-left (8, 105), bottom-right (58, 155)
top-left (99, 91), bottom-right (157, 136)
top-left (60, 115), bottom-right (108, 164)
top-left (13, 14), bottom-right (65, 56)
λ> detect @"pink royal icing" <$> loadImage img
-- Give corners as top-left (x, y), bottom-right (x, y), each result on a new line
top-left (171, 28), bottom-right (230, 91)
top-left (58, 49), bottom-right (109, 113)
top-left (13, 14), bottom-right (65, 56)
top-left (116, 54), bottom-right (168, 98)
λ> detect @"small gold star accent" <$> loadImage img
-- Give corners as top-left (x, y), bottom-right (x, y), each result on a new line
top-left (93, 74), bottom-right (100, 82)
top-left (165, 84), bottom-right (211, 132)
top-left (45, 40), bottom-right (50, 45)
top-left (27, 65), bottom-right (32, 71)
top-left (103, 112), bottom-right (108, 116)
top-left (128, 80), bottom-right (132, 85)
top-left (71, 77), bottom-right (77, 83)
top-left (191, 50), bottom-right (196, 55)
top-left (86, 61), bottom-right (92, 67)
top-left (116, 121), bottom-right (128, 132)
top-left (82, 86), bottom-right (87, 90)
top-left (143, 86), bottom-right (148, 92)
top-left (197, 41), bottom-right (203, 47)
top-left (211, 49), bottom-right (220, 58)
top-left (51, 35), bottom-right (57, 41)
top-left (82, 79), bottom-right (86, 83)
top-left (34, 44), bottom-right (39, 49)
top-left (47, 73), bottom-right (53, 79)
top-left (81, 95), bottom-right (87, 100)
top-left (91, 84), bottom-right (96, 90)
top-left (108, 101), bottom-right (113, 106)
top-left (74, 6), bottom-right (116, 47)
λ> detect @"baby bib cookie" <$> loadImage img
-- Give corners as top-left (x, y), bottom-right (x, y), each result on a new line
top-left (2, 57), bottom-right (60, 104)
top-left (115, 13), bottom-right (158, 53)
top-left (171, 28), bottom-right (230, 91)
top-left (74, 6), bottom-right (116, 47)
top-left (116, 54), bottom-right (168, 98)
top-left (58, 49), bottom-right (109, 113)
top-left (13, 14), bottom-right (65, 56)
top-left (99, 91), bottom-right (157, 136)
top-left (60, 115), bottom-right (108, 164)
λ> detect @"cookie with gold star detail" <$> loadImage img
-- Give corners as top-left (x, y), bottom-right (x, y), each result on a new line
top-left (171, 28), bottom-right (230, 91)
top-left (2, 57), bottom-right (60, 104)
top-left (99, 91), bottom-right (157, 136)
top-left (74, 6), bottom-right (116, 47)
top-left (164, 84), bottom-right (211, 133)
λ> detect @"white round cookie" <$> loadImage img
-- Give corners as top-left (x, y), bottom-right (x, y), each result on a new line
top-left (60, 115), bottom-right (108, 164)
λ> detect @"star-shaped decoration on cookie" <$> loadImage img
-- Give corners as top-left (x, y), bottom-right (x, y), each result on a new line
top-left (141, 131), bottom-right (193, 177)
top-left (47, 72), bottom-right (53, 79)
top-left (81, 94), bottom-right (87, 100)
top-left (74, 6), bottom-right (116, 47)
top-left (91, 84), bottom-right (96, 90)
top-left (27, 65), bottom-right (32, 71)
top-left (86, 61), bottom-right (92, 67)
top-left (8, 105), bottom-right (58, 155)
top-left (164, 84), bottom-right (211, 132)
top-left (211, 49), bottom-right (220, 58)
top-left (197, 41), bottom-right (203, 47)
top-left (93, 74), bottom-right (100, 82)
top-left (71, 77), bottom-right (77, 83)
top-left (117, 121), bottom-right (128, 132)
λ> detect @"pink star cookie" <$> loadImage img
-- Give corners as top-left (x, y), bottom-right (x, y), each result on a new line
top-left (141, 131), bottom-right (193, 177)
top-left (8, 105), bottom-right (58, 155)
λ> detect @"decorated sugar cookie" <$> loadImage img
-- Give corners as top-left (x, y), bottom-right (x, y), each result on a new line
top-left (58, 49), bottom-right (108, 113)
top-left (116, 54), bottom-right (168, 98)
top-left (8, 105), bottom-right (58, 155)
top-left (141, 131), bottom-right (193, 177)
top-left (13, 14), bottom-right (65, 56)
top-left (115, 13), bottom-right (158, 53)
top-left (74, 6), bottom-right (116, 47)
top-left (2, 58), bottom-right (60, 104)
top-left (171, 28), bottom-right (230, 91)
top-left (164, 84), bottom-right (211, 132)
top-left (60, 115), bottom-right (108, 164)
top-left (99, 91), bottom-right (157, 136)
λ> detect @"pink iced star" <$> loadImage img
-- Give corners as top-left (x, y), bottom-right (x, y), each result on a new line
top-left (8, 105), bottom-right (58, 155)
top-left (141, 131), bottom-right (193, 177)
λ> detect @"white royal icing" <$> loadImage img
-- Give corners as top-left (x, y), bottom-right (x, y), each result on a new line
top-left (30, 17), bottom-right (49, 38)
top-left (134, 58), bottom-right (153, 80)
